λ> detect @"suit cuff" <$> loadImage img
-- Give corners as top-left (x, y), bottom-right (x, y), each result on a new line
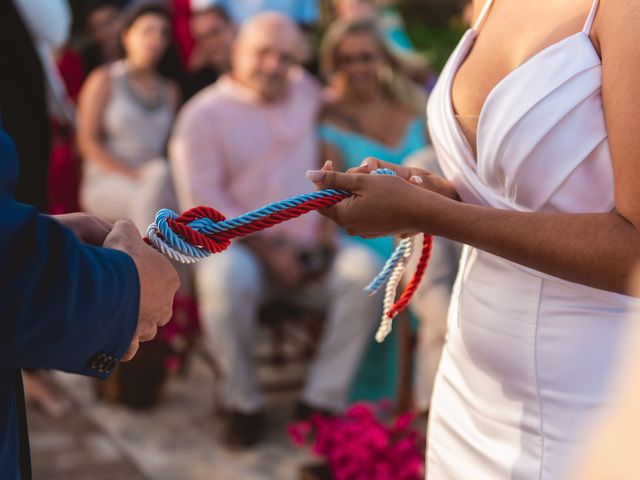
top-left (85, 249), bottom-right (139, 379)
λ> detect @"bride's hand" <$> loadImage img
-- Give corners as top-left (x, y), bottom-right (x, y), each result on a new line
top-left (348, 157), bottom-right (460, 201)
top-left (306, 162), bottom-right (443, 238)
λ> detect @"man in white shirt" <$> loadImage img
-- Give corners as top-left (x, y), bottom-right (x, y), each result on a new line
top-left (171, 13), bottom-right (382, 449)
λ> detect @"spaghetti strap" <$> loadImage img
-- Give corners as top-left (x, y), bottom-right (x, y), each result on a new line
top-left (473, 0), bottom-right (496, 31)
top-left (582, 0), bottom-right (600, 34)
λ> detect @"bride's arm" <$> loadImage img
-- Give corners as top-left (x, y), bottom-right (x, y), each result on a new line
top-left (305, 2), bottom-right (640, 296)
top-left (307, 168), bottom-right (638, 295)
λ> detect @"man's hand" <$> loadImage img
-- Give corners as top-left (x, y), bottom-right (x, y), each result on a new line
top-left (103, 220), bottom-right (180, 362)
top-left (52, 213), bottom-right (113, 246)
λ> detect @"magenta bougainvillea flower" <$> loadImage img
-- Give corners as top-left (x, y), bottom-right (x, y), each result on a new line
top-left (288, 402), bottom-right (425, 480)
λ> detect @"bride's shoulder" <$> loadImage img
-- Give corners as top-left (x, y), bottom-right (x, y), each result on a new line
top-left (593, 0), bottom-right (640, 48)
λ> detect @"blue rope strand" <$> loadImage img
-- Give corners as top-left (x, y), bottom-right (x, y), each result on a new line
top-left (147, 168), bottom-right (397, 266)
top-left (187, 189), bottom-right (349, 235)
top-left (364, 239), bottom-right (411, 295)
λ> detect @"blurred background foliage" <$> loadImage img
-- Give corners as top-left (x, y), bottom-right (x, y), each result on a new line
top-left (398, 0), bottom-right (468, 71)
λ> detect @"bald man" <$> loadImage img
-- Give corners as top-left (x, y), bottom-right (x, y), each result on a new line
top-left (170, 13), bottom-right (382, 448)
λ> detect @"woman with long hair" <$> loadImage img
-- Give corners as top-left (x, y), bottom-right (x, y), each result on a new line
top-left (77, 4), bottom-right (179, 234)
top-left (319, 18), bottom-right (430, 406)
top-left (320, 18), bottom-right (427, 260)
top-left (308, 0), bottom-right (640, 477)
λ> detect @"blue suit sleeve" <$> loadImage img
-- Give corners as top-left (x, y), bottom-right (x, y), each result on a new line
top-left (0, 197), bottom-right (140, 378)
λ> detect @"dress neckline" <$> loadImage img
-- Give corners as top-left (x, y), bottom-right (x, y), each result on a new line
top-left (447, 29), bottom-right (600, 168)
top-left (322, 117), bottom-right (423, 153)
top-left (449, 0), bottom-right (602, 166)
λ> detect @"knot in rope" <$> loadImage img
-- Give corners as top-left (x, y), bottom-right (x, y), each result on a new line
top-left (145, 168), bottom-right (431, 342)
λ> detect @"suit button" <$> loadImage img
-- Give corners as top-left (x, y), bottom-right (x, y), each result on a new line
top-left (87, 352), bottom-right (118, 372)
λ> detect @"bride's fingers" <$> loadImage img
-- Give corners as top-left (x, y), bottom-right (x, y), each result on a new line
top-left (408, 173), bottom-right (461, 200)
top-left (309, 161), bottom-right (337, 192)
top-left (409, 175), bottom-right (425, 186)
top-left (306, 169), bottom-right (365, 192)
top-left (321, 160), bottom-right (335, 172)
top-left (347, 165), bottom-right (371, 174)
top-left (360, 157), bottom-right (382, 170)
top-left (362, 157), bottom-right (424, 180)
top-left (409, 173), bottom-right (442, 188)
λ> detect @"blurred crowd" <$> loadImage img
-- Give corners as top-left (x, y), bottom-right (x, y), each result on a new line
top-left (1, 0), bottom-right (468, 452)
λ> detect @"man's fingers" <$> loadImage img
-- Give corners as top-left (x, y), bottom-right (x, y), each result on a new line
top-left (157, 308), bottom-right (174, 327)
top-left (82, 216), bottom-right (113, 245)
top-left (121, 340), bottom-right (139, 362)
top-left (139, 326), bottom-right (158, 342)
top-left (52, 213), bottom-right (114, 246)
top-left (104, 219), bottom-right (140, 247)
top-left (112, 219), bottom-right (140, 236)
top-left (91, 214), bottom-right (114, 233)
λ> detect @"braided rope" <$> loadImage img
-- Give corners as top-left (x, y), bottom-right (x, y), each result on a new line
top-left (365, 237), bottom-right (412, 295)
top-left (145, 168), bottom-right (433, 342)
top-left (375, 237), bottom-right (413, 342)
top-left (388, 235), bottom-right (432, 320)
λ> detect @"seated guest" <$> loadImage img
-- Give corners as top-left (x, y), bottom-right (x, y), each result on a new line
top-left (193, 0), bottom-right (319, 74)
top-left (77, 4), bottom-right (180, 234)
top-left (81, 0), bottom-right (122, 76)
top-left (319, 17), bottom-right (427, 260)
top-left (330, 1), bottom-right (434, 90)
top-left (318, 20), bottom-right (428, 405)
top-left (183, 5), bottom-right (235, 100)
top-left (170, 13), bottom-right (381, 449)
top-left (332, 0), bottom-right (414, 54)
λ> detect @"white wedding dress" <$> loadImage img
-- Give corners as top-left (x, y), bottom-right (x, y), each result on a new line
top-left (425, 0), bottom-right (639, 478)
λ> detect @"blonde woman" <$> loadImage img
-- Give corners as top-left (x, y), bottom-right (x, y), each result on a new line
top-left (319, 18), bottom-right (427, 260)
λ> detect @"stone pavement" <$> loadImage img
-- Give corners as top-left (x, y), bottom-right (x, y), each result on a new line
top-left (28, 404), bottom-right (143, 480)
top-left (28, 357), bottom-right (316, 480)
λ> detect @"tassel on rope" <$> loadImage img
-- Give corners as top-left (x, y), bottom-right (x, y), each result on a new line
top-left (145, 168), bottom-right (433, 342)
top-left (370, 237), bottom-right (413, 342)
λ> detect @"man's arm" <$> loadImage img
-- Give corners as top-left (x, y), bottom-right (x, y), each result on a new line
top-left (0, 195), bottom-right (139, 378)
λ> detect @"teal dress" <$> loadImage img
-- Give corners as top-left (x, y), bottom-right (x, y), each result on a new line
top-left (319, 117), bottom-right (427, 403)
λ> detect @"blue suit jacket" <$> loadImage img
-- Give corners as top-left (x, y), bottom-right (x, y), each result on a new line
top-left (0, 125), bottom-right (140, 479)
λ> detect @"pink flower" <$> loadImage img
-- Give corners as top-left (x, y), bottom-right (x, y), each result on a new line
top-left (394, 412), bottom-right (415, 431)
top-left (288, 400), bottom-right (425, 478)
top-left (164, 355), bottom-right (181, 374)
top-left (287, 421), bottom-right (312, 447)
top-left (345, 403), bottom-right (376, 421)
